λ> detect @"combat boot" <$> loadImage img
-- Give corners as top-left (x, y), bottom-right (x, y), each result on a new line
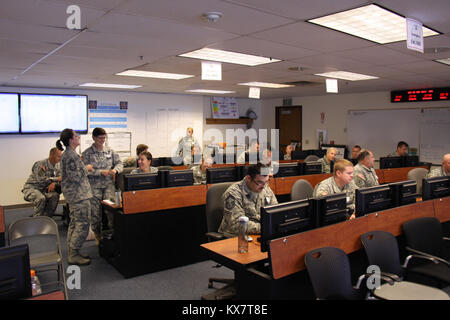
top-left (68, 248), bottom-right (91, 265)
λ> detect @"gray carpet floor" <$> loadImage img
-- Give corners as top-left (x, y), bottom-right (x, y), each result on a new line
top-left (4, 205), bottom-right (234, 300)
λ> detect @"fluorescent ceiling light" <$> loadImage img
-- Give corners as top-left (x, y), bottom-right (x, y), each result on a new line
top-left (315, 71), bottom-right (378, 81)
top-left (238, 82), bottom-right (294, 88)
top-left (79, 83), bottom-right (142, 89)
top-left (308, 4), bottom-right (439, 44)
top-left (185, 89), bottom-right (235, 94)
top-left (116, 70), bottom-right (194, 80)
top-left (435, 58), bottom-right (450, 66)
top-left (179, 48), bottom-right (281, 66)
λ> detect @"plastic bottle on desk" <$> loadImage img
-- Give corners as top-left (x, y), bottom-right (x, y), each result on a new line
top-left (238, 216), bottom-right (249, 253)
top-left (30, 269), bottom-right (42, 296)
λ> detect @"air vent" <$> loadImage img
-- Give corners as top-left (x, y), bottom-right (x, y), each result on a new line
top-left (283, 81), bottom-right (321, 87)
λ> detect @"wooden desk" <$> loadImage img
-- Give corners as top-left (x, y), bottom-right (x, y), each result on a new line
top-left (382, 166), bottom-right (429, 184)
top-left (274, 173), bottom-right (331, 195)
top-left (27, 290), bottom-right (65, 300)
top-left (434, 196), bottom-right (450, 223)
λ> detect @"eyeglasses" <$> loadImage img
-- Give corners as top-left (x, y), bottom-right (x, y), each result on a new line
top-left (252, 178), bottom-right (269, 187)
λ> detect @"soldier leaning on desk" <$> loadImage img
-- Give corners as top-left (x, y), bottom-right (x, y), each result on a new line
top-left (22, 147), bottom-right (63, 217)
top-left (426, 153), bottom-right (450, 178)
top-left (218, 163), bottom-right (277, 238)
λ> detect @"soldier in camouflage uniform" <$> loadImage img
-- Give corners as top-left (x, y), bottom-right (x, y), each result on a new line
top-left (130, 151), bottom-right (158, 174)
top-left (353, 149), bottom-right (379, 188)
top-left (22, 147), bottom-right (62, 217)
top-left (82, 128), bottom-right (123, 239)
top-left (426, 153), bottom-right (450, 178)
top-left (314, 159), bottom-right (358, 218)
top-left (319, 147), bottom-right (337, 174)
top-left (175, 127), bottom-right (201, 165)
top-left (218, 163), bottom-right (278, 238)
top-left (123, 143), bottom-right (148, 168)
top-left (57, 129), bottom-right (92, 265)
top-left (191, 156), bottom-right (213, 184)
top-left (387, 141), bottom-right (409, 157)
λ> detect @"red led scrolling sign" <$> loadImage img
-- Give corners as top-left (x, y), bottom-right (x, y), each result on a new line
top-left (391, 87), bottom-right (450, 102)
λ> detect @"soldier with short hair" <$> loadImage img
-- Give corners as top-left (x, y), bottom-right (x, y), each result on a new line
top-left (57, 129), bottom-right (93, 265)
top-left (22, 147), bottom-right (63, 217)
top-left (175, 127), bottom-right (201, 165)
top-left (426, 153), bottom-right (450, 178)
top-left (130, 151), bottom-right (158, 174)
top-left (191, 156), bottom-right (214, 184)
top-left (387, 141), bottom-right (409, 157)
top-left (314, 159), bottom-right (358, 218)
top-left (218, 163), bottom-right (277, 238)
top-left (82, 127), bottom-right (123, 240)
top-left (123, 143), bottom-right (148, 168)
top-left (319, 147), bottom-right (337, 173)
top-left (353, 149), bottom-right (379, 188)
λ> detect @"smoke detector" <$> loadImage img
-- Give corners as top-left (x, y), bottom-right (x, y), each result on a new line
top-left (202, 12), bottom-right (223, 22)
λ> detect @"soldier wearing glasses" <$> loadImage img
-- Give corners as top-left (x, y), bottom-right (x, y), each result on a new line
top-left (218, 163), bottom-right (277, 238)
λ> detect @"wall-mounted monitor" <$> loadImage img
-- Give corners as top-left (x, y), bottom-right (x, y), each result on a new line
top-left (260, 199), bottom-right (314, 252)
top-left (0, 93), bottom-right (20, 134)
top-left (20, 93), bottom-right (88, 133)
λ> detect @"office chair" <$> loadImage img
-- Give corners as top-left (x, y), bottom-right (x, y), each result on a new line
top-left (0, 244), bottom-right (32, 300)
top-left (401, 217), bottom-right (450, 286)
top-left (290, 179), bottom-right (313, 201)
top-left (407, 167), bottom-right (429, 194)
top-left (8, 216), bottom-right (68, 299)
top-left (304, 155), bottom-right (320, 162)
top-left (304, 246), bottom-right (366, 300)
top-left (202, 182), bottom-right (235, 300)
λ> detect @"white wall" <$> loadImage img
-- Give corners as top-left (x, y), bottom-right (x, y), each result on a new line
top-left (0, 86), bottom-right (262, 206)
top-left (261, 90), bottom-right (450, 151)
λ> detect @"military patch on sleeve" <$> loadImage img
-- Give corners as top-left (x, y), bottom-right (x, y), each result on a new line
top-left (225, 194), bottom-right (236, 211)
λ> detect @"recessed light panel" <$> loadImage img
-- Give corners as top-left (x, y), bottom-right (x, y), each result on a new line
top-left (116, 70), bottom-right (194, 80)
top-left (315, 71), bottom-right (378, 81)
top-left (435, 58), bottom-right (450, 66)
top-left (79, 83), bottom-right (142, 89)
top-left (308, 4), bottom-right (438, 44)
top-left (179, 48), bottom-right (281, 66)
top-left (185, 89), bottom-right (235, 94)
top-left (238, 82), bottom-right (294, 88)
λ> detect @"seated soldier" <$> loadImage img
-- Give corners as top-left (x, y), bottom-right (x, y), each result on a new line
top-left (22, 147), bottom-right (63, 217)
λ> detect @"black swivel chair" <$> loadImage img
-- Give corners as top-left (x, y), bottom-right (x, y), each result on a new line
top-left (290, 179), bottom-right (313, 201)
top-left (401, 217), bottom-right (450, 287)
top-left (201, 182), bottom-right (235, 300)
top-left (304, 247), bottom-right (366, 300)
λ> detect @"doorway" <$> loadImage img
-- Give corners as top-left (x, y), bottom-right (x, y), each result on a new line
top-left (276, 106), bottom-right (302, 151)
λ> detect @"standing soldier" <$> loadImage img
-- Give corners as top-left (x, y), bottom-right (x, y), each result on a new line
top-left (175, 127), bottom-right (201, 165)
top-left (57, 129), bottom-right (92, 265)
top-left (82, 127), bottom-right (123, 242)
top-left (22, 147), bottom-right (62, 217)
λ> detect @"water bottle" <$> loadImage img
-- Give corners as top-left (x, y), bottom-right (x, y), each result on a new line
top-left (115, 190), bottom-right (121, 206)
top-left (30, 269), bottom-right (42, 296)
top-left (238, 216), bottom-right (249, 253)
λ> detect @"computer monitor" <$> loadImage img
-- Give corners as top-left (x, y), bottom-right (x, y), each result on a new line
top-left (389, 180), bottom-right (418, 207)
top-left (151, 157), bottom-right (163, 167)
top-left (291, 150), bottom-right (309, 160)
top-left (312, 192), bottom-right (348, 227)
top-left (379, 156), bottom-right (402, 169)
top-left (349, 158), bottom-right (358, 166)
top-left (260, 199), bottom-right (314, 252)
top-left (214, 153), bottom-right (236, 165)
top-left (312, 149), bottom-right (327, 158)
top-left (123, 173), bottom-right (159, 191)
top-left (402, 155), bottom-right (419, 167)
top-left (355, 184), bottom-right (393, 216)
top-left (0, 244), bottom-right (32, 300)
top-left (245, 152), bottom-right (260, 164)
top-left (164, 156), bottom-right (184, 166)
top-left (273, 162), bottom-right (300, 177)
top-left (422, 176), bottom-right (450, 201)
top-left (164, 169), bottom-right (194, 187)
top-left (206, 167), bottom-right (239, 184)
top-left (302, 161), bottom-right (322, 175)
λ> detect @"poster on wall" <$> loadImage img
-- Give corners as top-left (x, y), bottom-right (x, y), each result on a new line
top-left (211, 97), bottom-right (239, 119)
top-left (88, 100), bottom-right (128, 132)
top-left (316, 128), bottom-right (327, 148)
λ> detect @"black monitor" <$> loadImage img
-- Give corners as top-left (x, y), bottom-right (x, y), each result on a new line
top-left (260, 199), bottom-right (314, 252)
top-left (355, 184), bottom-right (393, 216)
top-left (206, 167), bottom-right (239, 184)
top-left (164, 169), bottom-right (194, 187)
top-left (273, 162), bottom-right (300, 177)
top-left (379, 156), bottom-right (402, 169)
top-left (402, 155), bottom-right (419, 167)
top-left (349, 158), bottom-right (358, 166)
top-left (422, 176), bottom-right (450, 201)
top-left (0, 244), bottom-right (32, 300)
top-left (164, 156), bottom-right (184, 166)
top-left (213, 153), bottom-right (236, 165)
top-left (123, 173), bottom-right (159, 191)
top-left (151, 157), bottom-right (163, 167)
top-left (302, 161), bottom-right (322, 175)
top-left (312, 149), bottom-right (327, 158)
top-left (389, 180), bottom-right (417, 207)
top-left (312, 192), bottom-right (348, 227)
top-left (291, 150), bottom-right (309, 160)
top-left (245, 152), bottom-right (260, 164)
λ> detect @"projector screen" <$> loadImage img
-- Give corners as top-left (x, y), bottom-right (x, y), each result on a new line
top-left (20, 94), bottom-right (88, 133)
top-left (0, 93), bottom-right (20, 133)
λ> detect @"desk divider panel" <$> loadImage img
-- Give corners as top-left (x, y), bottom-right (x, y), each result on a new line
top-left (433, 197), bottom-right (450, 223)
top-left (382, 166), bottom-right (429, 184)
top-left (274, 173), bottom-right (332, 195)
top-left (122, 185), bottom-right (207, 214)
top-left (375, 169), bottom-right (385, 184)
top-left (0, 205), bottom-right (4, 233)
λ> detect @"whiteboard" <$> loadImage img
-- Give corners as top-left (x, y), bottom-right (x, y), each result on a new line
top-left (420, 108), bottom-right (450, 164)
top-left (347, 108), bottom-right (420, 159)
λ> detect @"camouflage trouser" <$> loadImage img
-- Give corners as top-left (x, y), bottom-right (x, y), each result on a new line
top-left (23, 188), bottom-right (60, 217)
top-left (67, 199), bottom-right (91, 251)
top-left (90, 185), bottom-right (115, 233)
